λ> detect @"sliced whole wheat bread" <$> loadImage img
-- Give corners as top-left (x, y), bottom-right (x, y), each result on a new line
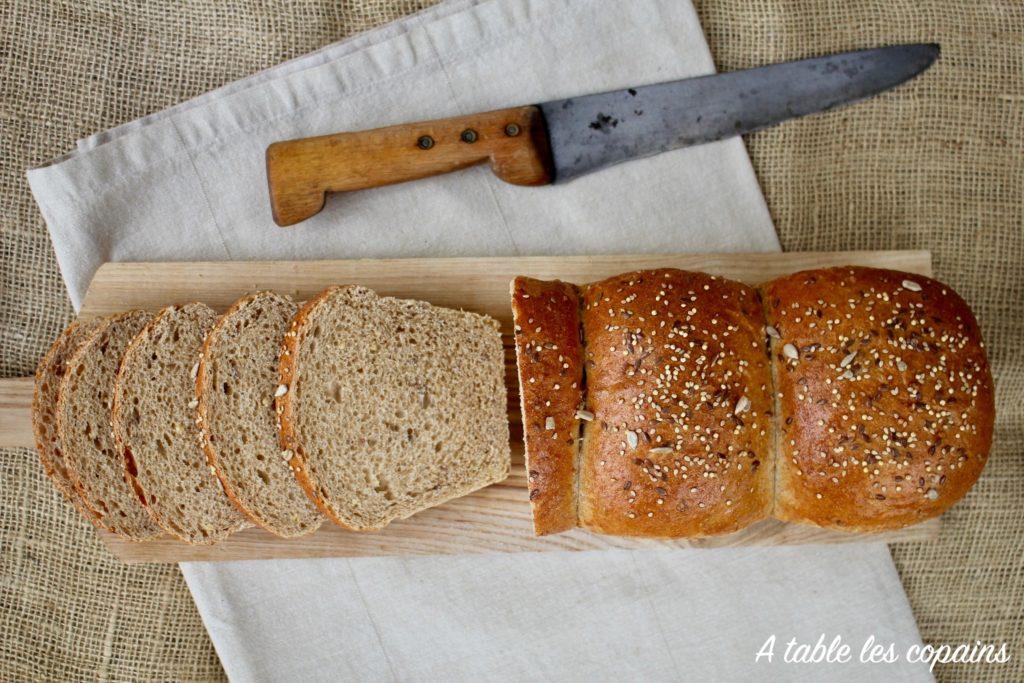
top-left (277, 285), bottom-right (510, 531)
top-left (56, 312), bottom-right (163, 540)
top-left (112, 302), bottom-right (248, 544)
top-left (197, 291), bottom-right (323, 537)
top-left (32, 318), bottom-right (103, 522)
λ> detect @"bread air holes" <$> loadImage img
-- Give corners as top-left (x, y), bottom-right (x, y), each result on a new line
top-left (256, 469), bottom-right (270, 485)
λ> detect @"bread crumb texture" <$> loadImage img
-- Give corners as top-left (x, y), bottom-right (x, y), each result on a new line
top-left (197, 291), bottom-right (323, 538)
top-left (57, 312), bottom-right (162, 540)
top-left (113, 303), bottom-right (248, 544)
top-left (280, 285), bottom-right (510, 531)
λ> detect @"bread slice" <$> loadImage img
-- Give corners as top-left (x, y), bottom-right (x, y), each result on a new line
top-left (278, 285), bottom-right (510, 531)
top-left (197, 291), bottom-right (323, 537)
top-left (33, 318), bottom-right (103, 521)
top-left (510, 277), bottom-right (584, 535)
top-left (112, 302), bottom-right (248, 544)
top-left (56, 312), bottom-right (162, 540)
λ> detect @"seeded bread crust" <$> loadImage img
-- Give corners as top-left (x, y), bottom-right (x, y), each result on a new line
top-left (578, 269), bottom-right (774, 537)
top-left (112, 303), bottom-right (249, 544)
top-left (764, 266), bottom-right (994, 531)
top-left (278, 285), bottom-right (510, 531)
top-left (57, 312), bottom-right (163, 540)
top-left (197, 291), bottom-right (324, 538)
top-left (32, 319), bottom-right (104, 523)
top-left (510, 277), bottom-right (584, 535)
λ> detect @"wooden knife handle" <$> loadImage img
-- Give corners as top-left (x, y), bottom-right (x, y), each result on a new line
top-left (266, 105), bottom-right (553, 227)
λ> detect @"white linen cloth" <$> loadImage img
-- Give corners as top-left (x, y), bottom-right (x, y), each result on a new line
top-left (28, 0), bottom-right (933, 680)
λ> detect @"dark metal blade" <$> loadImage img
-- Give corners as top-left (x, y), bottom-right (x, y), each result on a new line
top-left (539, 43), bottom-right (939, 182)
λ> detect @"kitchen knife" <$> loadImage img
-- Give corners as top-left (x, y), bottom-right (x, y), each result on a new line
top-left (266, 43), bottom-right (938, 227)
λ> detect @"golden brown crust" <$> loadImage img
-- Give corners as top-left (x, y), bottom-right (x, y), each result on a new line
top-left (31, 319), bottom-right (104, 524)
top-left (578, 269), bottom-right (773, 537)
top-left (763, 267), bottom-right (994, 531)
top-left (276, 286), bottom-right (359, 530)
top-left (510, 277), bottom-right (584, 535)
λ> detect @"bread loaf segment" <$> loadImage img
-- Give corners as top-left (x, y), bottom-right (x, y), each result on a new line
top-left (764, 267), bottom-right (994, 531)
top-left (510, 277), bottom-right (584, 535)
top-left (578, 269), bottom-right (774, 537)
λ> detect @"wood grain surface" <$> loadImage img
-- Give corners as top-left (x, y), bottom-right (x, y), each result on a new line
top-left (1, 251), bottom-right (941, 561)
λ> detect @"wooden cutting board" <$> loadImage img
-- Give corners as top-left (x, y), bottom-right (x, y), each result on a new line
top-left (0, 251), bottom-right (940, 563)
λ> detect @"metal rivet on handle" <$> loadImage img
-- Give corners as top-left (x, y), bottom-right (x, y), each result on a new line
top-left (460, 129), bottom-right (478, 143)
top-left (417, 135), bottom-right (435, 149)
top-left (504, 123), bottom-right (521, 137)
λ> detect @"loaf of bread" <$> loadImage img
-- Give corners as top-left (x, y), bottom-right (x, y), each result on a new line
top-left (112, 303), bottom-right (249, 544)
top-left (512, 266), bottom-right (993, 536)
top-left (764, 267), bottom-right (994, 531)
top-left (197, 291), bottom-right (324, 538)
top-left (278, 285), bottom-right (510, 531)
top-left (57, 312), bottom-right (162, 540)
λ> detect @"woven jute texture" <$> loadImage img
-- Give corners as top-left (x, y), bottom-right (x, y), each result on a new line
top-left (1, 0), bottom-right (1020, 680)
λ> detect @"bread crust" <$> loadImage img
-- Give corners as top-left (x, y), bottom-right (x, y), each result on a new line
top-left (763, 266), bottom-right (994, 531)
top-left (510, 277), bottom-right (584, 535)
top-left (276, 286), bottom-right (358, 530)
top-left (578, 269), bottom-right (773, 537)
top-left (32, 318), bottom-right (104, 524)
top-left (197, 291), bottom-right (323, 538)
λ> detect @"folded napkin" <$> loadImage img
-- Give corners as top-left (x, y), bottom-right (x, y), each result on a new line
top-left (28, 0), bottom-right (933, 680)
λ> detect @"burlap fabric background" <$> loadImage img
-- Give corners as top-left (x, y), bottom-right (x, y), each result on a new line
top-left (1, 1), bottom-right (1020, 680)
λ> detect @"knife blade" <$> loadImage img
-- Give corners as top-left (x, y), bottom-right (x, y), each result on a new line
top-left (266, 43), bottom-right (938, 226)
